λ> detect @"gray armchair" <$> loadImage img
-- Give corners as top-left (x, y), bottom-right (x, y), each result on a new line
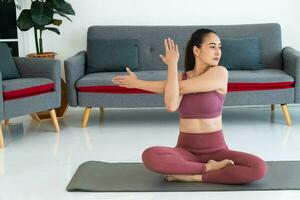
top-left (283, 47), bottom-right (300, 103)
top-left (0, 43), bottom-right (61, 148)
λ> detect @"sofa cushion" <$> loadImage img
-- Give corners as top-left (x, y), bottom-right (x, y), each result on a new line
top-left (76, 69), bottom-right (294, 93)
top-left (228, 69), bottom-right (294, 91)
top-left (86, 39), bottom-right (139, 74)
top-left (2, 78), bottom-right (55, 100)
top-left (0, 43), bottom-right (21, 80)
top-left (219, 37), bottom-right (262, 70)
top-left (77, 70), bottom-right (171, 93)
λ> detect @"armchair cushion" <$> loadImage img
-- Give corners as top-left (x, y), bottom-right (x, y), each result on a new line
top-left (219, 37), bottom-right (263, 70)
top-left (0, 43), bottom-right (21, 80)
top-left (86, 39), bottom-right (139, 73)
top-left (2, 78), bottom-right (54, 100)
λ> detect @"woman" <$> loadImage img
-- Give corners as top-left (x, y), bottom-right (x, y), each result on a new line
top-left (112, 29), bottom-right (267, 184)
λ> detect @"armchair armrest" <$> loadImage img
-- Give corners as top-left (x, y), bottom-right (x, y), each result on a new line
top-left (283, 47), bottom-right (300, 103)
top-left (0, 72), bottom-right (3, 120)
top-left (64, 51), bottom-right (86, 106)
top-left (13, 57), bottom-right (61, 105)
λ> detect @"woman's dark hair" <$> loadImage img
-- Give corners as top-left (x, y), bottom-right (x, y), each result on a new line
top-left (184, 28), bottom-right (217, 71)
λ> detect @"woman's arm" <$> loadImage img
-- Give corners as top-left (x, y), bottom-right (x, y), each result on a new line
top-left (135, 80), bottom-right (166, 94)
top-left (135, 72), bottom-right (183, 94)
top-left (160, 38), bottom-right (181, 112)
top-left (112, 69), bottom-right (182, 94)
top-left (164, 65), bottom-right (180, 111)
top-left (179, 66), bottom-right (228, 94)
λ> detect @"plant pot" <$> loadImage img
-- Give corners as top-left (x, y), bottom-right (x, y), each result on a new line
top-left (27, 52), bottom-right (68, 121)
top-left (26, 52), bottom-right (57, 59)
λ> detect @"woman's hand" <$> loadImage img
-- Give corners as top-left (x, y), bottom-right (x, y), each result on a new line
top-left (159, 37), bottom-right (179, 67)
top-left (112, 67), bottom-right (139, 88)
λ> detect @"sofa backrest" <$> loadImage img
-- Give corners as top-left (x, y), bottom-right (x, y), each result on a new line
top-left (87, 23), bottom-right (282, 71)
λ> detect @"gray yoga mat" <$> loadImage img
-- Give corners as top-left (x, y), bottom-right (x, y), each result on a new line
top-left (66, 161), bottom-right (299, 192)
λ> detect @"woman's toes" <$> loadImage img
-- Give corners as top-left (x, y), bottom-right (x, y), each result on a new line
top-left (208, 160), bottom-right (216, 164)
top-left (163, 175), bottom-right (171, 181)
top-left (225, 159), bottom-right (235, 165)
top-left (165, 175), bottom-right (174, 181)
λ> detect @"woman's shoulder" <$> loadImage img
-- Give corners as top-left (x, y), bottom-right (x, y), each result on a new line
top-left (207, 66), bottom-right (228, 79)
top-left (210, 65), bottom-right (228, 73)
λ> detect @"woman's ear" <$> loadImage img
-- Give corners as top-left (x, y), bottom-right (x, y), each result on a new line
top-left (193, 45), bottom-right (200, 57)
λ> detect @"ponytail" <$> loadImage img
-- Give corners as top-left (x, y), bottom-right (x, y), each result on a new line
top-left (184, 40), bottom-right (194, 72)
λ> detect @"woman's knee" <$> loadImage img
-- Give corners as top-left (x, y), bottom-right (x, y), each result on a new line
top-left (249, 157), bottom-right (268, 182)
top-left (141, 146), bottom-right (165, 170)
top-left (142, 147), bottom-right (156, 162)
top-left (142, 146), bottom-right (181, 174)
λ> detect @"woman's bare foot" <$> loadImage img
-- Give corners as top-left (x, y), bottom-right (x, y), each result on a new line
top-left (205, 159), bottom-right (235, 173)
top-left (163, 159), bottom-right (234, 182)
top-left (163, 174), bottom-right (202, 182)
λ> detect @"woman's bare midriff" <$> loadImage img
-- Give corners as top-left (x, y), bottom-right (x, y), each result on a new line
top-left (179, 115), bottom-right (222, 133)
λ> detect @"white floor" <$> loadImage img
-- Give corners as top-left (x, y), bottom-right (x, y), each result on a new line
top-left (1, 104), bottom-right (300, 200)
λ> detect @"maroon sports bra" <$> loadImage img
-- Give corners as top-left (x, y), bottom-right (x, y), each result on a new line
top-left (177, 71), bottom-right (226, 119)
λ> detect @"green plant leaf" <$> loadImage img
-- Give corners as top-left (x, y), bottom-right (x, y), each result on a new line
top-left (16, 9), bottom-right (35, 31)
top-left (44, 27), bottom-right (60, 35)
top-left (0, 0), bottom-right (14, 3)
top-left (0, 0), bottom-right (14, 2)
top-left (52, 0), bottom-right (75, 15)
top-left (52, 19), bottom-right (62, 26)
top-left (53, 10), bottom-right (72, 22)
top-left (31, 1), bottom-right (54, 26)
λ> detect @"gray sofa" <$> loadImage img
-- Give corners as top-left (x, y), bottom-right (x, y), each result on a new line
top-left (64, 23), bottom-right (300, 127)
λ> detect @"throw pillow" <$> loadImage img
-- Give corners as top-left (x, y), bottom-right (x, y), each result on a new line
top-left (0, 43), bottom-right (21, 80)
top-left (86, 39), bottom-right (139, 73)
top-left (219, 37), bottom-right (262, 70)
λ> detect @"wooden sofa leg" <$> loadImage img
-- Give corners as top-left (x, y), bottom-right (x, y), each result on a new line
top-left (50, 109), bottom-right (60, 132)
top-left (4, 119), bottom-right (9, 126)
top-left (281, 104), bottom-right (292, 126)
top-left (31, 114), bottom-right (40, 122)
top-left (100, 107), bottom-right (104, 121)
top-left (0, 126), bottom-right (4, 148)
top-left (271, 104), bottom-right (275, 112)
top-left (82, 107), bottom-right (92, 128)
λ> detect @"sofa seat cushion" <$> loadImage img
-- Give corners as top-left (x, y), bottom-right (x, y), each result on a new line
top-left (228, 69), bottom-right (294, 91)
top-left (3, 78), bottom-right (55, 100)
top-left (76, 70), bottom-right (169, 93)
top-left (76, 69), bottom-right (294, 93)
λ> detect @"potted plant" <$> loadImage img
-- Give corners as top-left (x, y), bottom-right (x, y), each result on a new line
top-left (8, 0), bottom-right (75, 120)
top-left (16, 0), bottom-right (75, 58)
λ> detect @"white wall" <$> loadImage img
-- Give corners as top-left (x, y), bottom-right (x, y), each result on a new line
top-left (19, 0), bottom-right (300, 76)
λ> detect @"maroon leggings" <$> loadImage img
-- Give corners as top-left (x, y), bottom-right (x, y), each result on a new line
top-left (142, 129), bottom-right (267, 184)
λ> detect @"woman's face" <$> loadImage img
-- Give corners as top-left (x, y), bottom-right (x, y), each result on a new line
top-left (193, 33), bottom-right (222, 66)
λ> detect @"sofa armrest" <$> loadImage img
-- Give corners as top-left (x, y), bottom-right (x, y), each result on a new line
top-left (64, 51), bottom-right (86, 106)
top-left (283, 47), bottom-right (300, 103)
top-left (0, 72), bottom-right (4, 120)
top-left (13, 57), bottom-right (61, 105)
